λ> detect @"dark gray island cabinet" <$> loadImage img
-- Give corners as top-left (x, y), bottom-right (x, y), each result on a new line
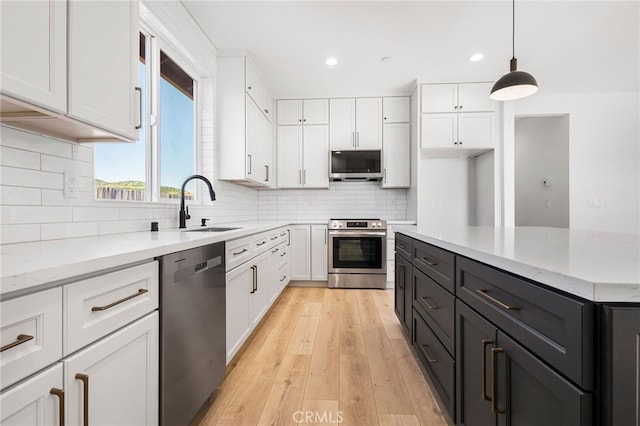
top-left (394, 232), bottom-right (640, 426)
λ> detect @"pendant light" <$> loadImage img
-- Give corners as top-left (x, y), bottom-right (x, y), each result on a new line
top-left (490, 0), bottom-right (538, 101)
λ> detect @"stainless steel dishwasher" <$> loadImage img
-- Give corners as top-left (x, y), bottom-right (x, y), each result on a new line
top-left (158, 242), bottom-right (225, 426)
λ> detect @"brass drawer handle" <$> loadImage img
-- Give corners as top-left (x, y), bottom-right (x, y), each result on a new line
top-left (233, 248), bottom-right (248, 256)
top-left (420, 344), bottom-right (437, 363)
top-left (491, 348), bottom-right (504, 414)
top-left (421, 257), bottom-right (438, 266)
top-left (0, 334), bottom-right (34, 352)
top-left (50, 388), bottom-right (65, 426)
top-left (75, 373), bottom-right (89, 426)
top-left (476, 289), bottom-right (520, 311)
top-left (481, 340), bottom-right (494, 401)
top-left (422, 297), bottom-right (438, 309)
top-left (91, 289), bottom-right (148, 312)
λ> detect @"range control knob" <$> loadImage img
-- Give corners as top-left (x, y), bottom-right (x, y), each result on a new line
top-left (371, 223), bottom-right (378, 228)
top-left (377, 222), bottom-right (382, 228)
top-left (332, 221), bottom-right (339, 228)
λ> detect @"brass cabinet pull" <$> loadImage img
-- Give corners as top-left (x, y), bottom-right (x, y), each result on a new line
top-left (50, 388), bottom-right (65, 426)
top-left (481, 340), bottom-right (494, 401)
top-left (491, 348), bottom-right (504, 414)
top-left (420, 344), bottom-right (437, 363)
top-left (476, 289), bottom-right (520, 311)
top-left (0, 334), bottom-right (33, 352)
top-left (91, 289), bottom-right (148, 312)
top-left (422, 297), bottom-right (438, 309)
top-left (233, 248), bottom-right (248, 256)
top-left (421, 257), bottom-right (438, 266)
top-left (75, 373), bottom-right (89, 426)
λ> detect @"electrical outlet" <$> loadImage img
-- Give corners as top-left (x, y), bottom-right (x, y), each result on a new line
top-left (64, 171), bottom-right (78, 198)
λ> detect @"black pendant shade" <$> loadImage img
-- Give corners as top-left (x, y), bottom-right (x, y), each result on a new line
top-left (490, 0), bottom-right (539, 101)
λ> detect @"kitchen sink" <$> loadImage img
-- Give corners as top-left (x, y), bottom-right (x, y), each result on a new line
top-left (185, 227), bottom-right (241, 232)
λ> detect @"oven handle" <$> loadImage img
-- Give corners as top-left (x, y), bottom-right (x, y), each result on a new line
top-left (328, 231), bottom-right (387, 237)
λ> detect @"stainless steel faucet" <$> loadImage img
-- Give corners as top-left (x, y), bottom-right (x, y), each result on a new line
top-left (179, 175), bottom-right (216, 228)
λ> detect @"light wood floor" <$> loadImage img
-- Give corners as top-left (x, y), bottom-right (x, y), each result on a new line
top-left (198, 287), bottom-right (450, 426)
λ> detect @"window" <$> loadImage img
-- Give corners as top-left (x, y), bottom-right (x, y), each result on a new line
top-left (95, 31), bottom-right (198, 202)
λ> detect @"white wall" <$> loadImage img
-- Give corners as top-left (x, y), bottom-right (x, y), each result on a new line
top-left (0, 1), bottom-right (259, 244)
top-left (258, 182), bottom-right (407, 221)
top-left (515, 116), bottom-right (570, 227)
top-left (475, 150), bottom-right (495, 226)
top-left (504, 91), bottom-right (640, 234)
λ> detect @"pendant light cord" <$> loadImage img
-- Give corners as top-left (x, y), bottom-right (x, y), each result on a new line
top-left (512, 0), bottom-right (516, 58)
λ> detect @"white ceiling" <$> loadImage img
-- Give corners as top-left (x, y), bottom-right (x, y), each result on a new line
top-left (180, 1), bottom-right (639, 99)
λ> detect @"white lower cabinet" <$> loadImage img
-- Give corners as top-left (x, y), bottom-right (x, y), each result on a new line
top-left (290, 224), bottom-right (328, 281)
top-left (249, 252), bottom-right (269, 328)
top-left (64, 312), bottom-right (158, 426)
top-left (0, 363), bottom-right (63, 426)
top-left (310, 225), bottom-right (328, 281)
top-left (226, 263), bottom-right (253, 363)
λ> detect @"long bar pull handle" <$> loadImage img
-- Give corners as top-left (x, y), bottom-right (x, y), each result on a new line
top-left (0, 334), bottom-right (34, 352)
top-left (491, 348), bottom-right (504, 414)
top-left (91, 289), bottom-right (148, 312)
top-left (233, 248), bottom-right (248, 256)
top-left (303, 170), bottom-right (306, 185)
top-left (135, 87), bottom-right (142, 129)
top-left (481, 340), bottom-right (494, 401)
top-left (421, 297), bottom-right (438, 309)
top-left (476, 289), bottom-right (520, 311)
top-left (421, 257), bottom-right (438, 266)
top-left (75, 373), bottom-right (89, 426)
top-left (420, 344), bottom-right (437, 363)
top-left (352, 132), bottom-right (355, 147)
top-left (356, 132), bottom-right (360, 148)
top-left (247, 155), bottom-right (252, 175)
top-left (254, 265), bottom-right (258, 292)
top-left (250, 266), bottom-right (256, 294)
top-left (265, 165), bottom-right (269, 182)
top-left (50, 388), bottom-right (65, 426)
top-left (396, 264), bottom-right (404, 289)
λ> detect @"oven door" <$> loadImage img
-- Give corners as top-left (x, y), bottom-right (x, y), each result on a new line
top-left (328, 230), bottom-right (387, 274)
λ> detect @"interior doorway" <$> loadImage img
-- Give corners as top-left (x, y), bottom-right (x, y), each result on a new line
top-left (514, 115), bottom-right (570, 227)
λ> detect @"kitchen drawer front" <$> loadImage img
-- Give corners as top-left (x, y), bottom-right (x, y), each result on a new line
top-left (63, 261), bottom-right (159, 355)
top-left (0, 288), bottom-right (63, 390)
top-left (278, 241), bottom-right (290, 270)
top-left (278, 261), bottom-right (290, 287)
top-left (457, 256), bottom-right (594, 390)
top-left (413, 268), bottom-right (455, 356)
top-left (413, 308), bottom-right (455, 419)
top-left (395, 233), bottom-right (413, 260)
top-left (226, 236), bottom-right (253, 270)
top-left (252, 234), bottom-right (269, 253)
top-left (413, 240), bottom-right (455, 294)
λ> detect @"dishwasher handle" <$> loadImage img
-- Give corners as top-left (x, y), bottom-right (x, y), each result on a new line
top-left (173, 255), bottom-right (223, 282)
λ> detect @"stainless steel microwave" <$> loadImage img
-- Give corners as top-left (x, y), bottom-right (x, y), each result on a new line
top-left (329, 150), bottom-right (383, 181)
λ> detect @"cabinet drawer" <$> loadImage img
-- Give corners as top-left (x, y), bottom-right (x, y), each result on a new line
top-left (252, 234), bottom-right (269, 253)
top-left (1, 288), bottom-right (62, 390)
top-left (413, 268), bottom-right (455, 355)
top-left (413, 308), bottom-right (455, 418)
top-left (413, 240), bottom-right (455, 293)
top-left (278, 261), bottom-right (290, 287)
top-left (226, 236), bottom-right (252, 271)
top-left (395, 233), bottom-right (413, 259)
top-left (63, 261), bottom-right (159, 355)
top-left (278, 242), bottom-right (290, 269)
top-left (457, 256), bottom-right (594, 390)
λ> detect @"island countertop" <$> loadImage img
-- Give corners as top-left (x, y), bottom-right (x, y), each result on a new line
top-left (393, 225), bottom-right (640, 303)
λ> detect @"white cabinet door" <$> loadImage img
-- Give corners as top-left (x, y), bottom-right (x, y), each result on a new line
top-left (0, 0), bottom-right (66, 113)
top-left (245, 57), bottom-right (272, 121)
top-left (267, 245), bottom-right (283, 304)
top-left (310, 225), bottom-right (328, 281)
top-left (277, 126), bottom-right (303, 188)
top-left (383, 123), bottom-right (410, 188)
top-left (262, 115), bottom-right (274, 187)
top-left (420, 113), bottom-right (457, 148)
top-left (246, 96), bottom-right (264, 184)
top-left (290, 226), bottom-right (311, 280)
top-left (64, 312), bottom-right (158, 426)
top-left (458, 113), bottom-right (494, 148)
top-left (68, 0), bottom-right (139, 140)
top-left (303, 125), bottom-right (329, 188)
top-left (457, 82), bottom-right (494, 112)
top-left (329, 98), bottom-right (356, 150)
top-left (383, 97), bottom-right (410, 123)
top-left (303, 99), bottom-right (329, 125)
top-left (421, 83), bottom-right (458, 113)
top-left (226, 263), bottom-right (252, 363)
top-left (355, 98), bottom-right (382, 149)
top-left (277, 100), bottom-right (302, 125)
top-left (249, 253), bottom-right (269, 327)
top-left (0, 363), bottom-right (63, 426)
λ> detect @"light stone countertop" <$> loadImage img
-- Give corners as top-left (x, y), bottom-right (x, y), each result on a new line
top-left (393, 225), bottom-right (640, 303)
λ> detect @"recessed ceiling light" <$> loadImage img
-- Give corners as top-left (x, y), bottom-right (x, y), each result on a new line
top-left (469, 53), bottom-right (484, 62)
top-left (325, 57), bottom-right (338, 66)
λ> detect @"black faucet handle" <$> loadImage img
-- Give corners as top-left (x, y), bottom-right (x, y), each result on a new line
top-left (185, 206), bottom-right (191, 220)
top-left (201, 218), bottom-right (210, 227)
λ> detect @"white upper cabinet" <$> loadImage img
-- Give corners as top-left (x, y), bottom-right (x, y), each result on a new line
top-left (383, 122), bottom-right (410, 188)
top-left (0, 0), bottom-right (67, 113)
top-left (218, 54), bottom-right (273, 187)
top-left (383, 97), bottom-right (410, 123)
top-left (421, 82), bottom-right (494, 113)
top-left (0, 0), bottom-right (139, 142)
top-left (457, 83), bottom-right (495, 112)
top-left (330, 98), bottom-right (382, 150)
top-left (277, 125), bottom-right (329, 189)
top-left (68, 0), bottom-right (139, 140)
top-left (277, 99), bottom-right (328, 125)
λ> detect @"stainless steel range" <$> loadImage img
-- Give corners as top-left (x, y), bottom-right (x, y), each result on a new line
top-left (328, 219), bottom-right (387, 289)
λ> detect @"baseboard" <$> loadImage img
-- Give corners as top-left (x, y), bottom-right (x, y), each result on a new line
top-left (287, 280), bottom-right (328, 288)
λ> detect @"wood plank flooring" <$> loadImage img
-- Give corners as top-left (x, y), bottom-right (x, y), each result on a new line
top-left (198, 287), bottom-right (449, 426)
